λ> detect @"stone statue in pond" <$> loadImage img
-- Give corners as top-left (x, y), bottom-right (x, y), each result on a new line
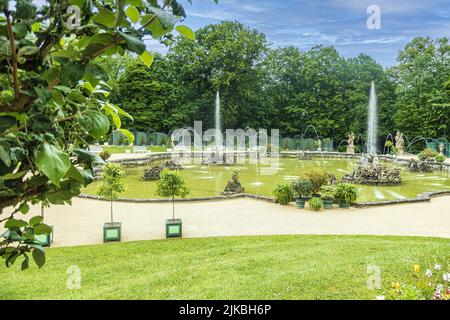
top-left (222, 172), bottom-right (245, 195)
top-left (439, 143), bottom-right (445, 156)
top-left (347, 132), bottom-right (355, 154)
top-left (395, 131), bottom-right (405, 156)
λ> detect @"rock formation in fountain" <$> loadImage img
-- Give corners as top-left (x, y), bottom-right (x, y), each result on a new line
top-left (408, 159), bottom-right (433, 173)
top-left (395, 131), bottom-right (405, 156)
top-left (367, 81), bottom-right (378, 155)
top-left (347, 132), bottom-right (355, 154)
top-left (162, 160), bottom-right (183, 170)
top-left (343, 163), bottom-right (402, 185)
top-left (142, 161), bottom-right (183, 181)
top-left (143, 166), bottom-right (163, 181)
top-left (222, 172), bottom-right (245, 195)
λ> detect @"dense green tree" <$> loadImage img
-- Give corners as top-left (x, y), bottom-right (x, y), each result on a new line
top-left (393, 37), bottom-right (450, 140)
top-left (111, 23), bottom-right (448, 147)
top-left (167, 21), bottom-right (269, 129)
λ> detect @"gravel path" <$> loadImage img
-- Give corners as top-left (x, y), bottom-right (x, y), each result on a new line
top-left (19, 195), bottom-right (450, 247)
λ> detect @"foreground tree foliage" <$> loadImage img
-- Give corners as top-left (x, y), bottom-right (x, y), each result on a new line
top-left (0, 0), bottom-right (208, 269)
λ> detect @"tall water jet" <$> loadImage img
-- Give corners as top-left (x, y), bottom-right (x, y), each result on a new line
top-left (367, 81), bottom-right (378, 155)
top-left (215, 91), bottom-right (222, 146)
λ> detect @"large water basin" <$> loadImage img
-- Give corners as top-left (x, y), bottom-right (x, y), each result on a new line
top-left (82, 158), bottom-right (450, 203)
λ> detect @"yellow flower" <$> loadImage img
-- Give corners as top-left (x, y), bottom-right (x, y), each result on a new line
top-left (391, 282), bottom-right (400, 290)
top-left (413, 265), bottom-right (420, 273)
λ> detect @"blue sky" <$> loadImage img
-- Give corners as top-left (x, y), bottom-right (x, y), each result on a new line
top-left (147, 0), bottom-right (450, 67)
top-left (31, 0), bottom-right (450, 67)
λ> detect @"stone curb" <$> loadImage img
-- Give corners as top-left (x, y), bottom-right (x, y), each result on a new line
top-left (78, 190), bottom-right (450, 207)
top-left (78, 193), bottom-right (275, 204)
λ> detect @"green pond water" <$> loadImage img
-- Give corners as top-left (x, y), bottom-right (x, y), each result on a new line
top-left (83, 158), bottom-right (450, 203)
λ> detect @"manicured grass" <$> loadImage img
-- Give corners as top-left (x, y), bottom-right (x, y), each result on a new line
top-left (0, 235), bottom-right (448, 300)
top-left (103, 146), bottom-right (167, 154)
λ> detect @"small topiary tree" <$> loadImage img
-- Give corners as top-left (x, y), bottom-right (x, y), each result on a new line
top-left (156, 170), bottom-right (190, 220)
top-left (291, 179), bottom-right (313, 199)
top-left (97, 163), bottom-right (125, 223)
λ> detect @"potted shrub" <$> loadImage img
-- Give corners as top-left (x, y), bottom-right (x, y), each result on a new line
top-left (332, 183), bottom-right (358, 209)
top-left (320, 186), bottom-right (335, 210)
top-left (291, 179), bottom-right (313, 209)
top-left (97, 163), bottom-right (125, 242)
top-left (156, 170), bottom-right (190, 238)
top-left (273, 183), bottom-right (293, 205)
top-left (308, 197), bottom-right (323, 211)
top-left (304, 169), bottom-right (329, 197)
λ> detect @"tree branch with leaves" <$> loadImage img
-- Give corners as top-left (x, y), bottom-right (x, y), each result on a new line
top-left (0, 0), bottom-right (213, 269)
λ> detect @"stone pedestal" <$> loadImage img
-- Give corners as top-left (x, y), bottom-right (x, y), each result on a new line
top-left (397, 147), bottom-right (404, 156)
top-left (346, 146), bottom-right (355, 154)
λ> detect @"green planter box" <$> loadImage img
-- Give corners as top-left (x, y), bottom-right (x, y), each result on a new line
top-left (35, 228), bottom-right (53, 247)
top-left (295, 198), bottom-right (305, 209)
top-left (323, 200), bottom-right (334, 209)
top-left (339, 202), bottom-right (350, 209)
top-left (166, 219), bottom-right (182, 238)
top-left (103, 222), bottom-right (122, 242)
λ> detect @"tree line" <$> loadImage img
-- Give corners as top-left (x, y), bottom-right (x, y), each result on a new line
top-left (101, 21), bottom-right (450, 147)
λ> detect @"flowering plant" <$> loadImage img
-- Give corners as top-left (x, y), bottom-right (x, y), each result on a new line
top-left (383, 260), bottom-right (450, 300)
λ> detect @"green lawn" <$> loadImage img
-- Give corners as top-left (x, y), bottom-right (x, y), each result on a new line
top-left (0, 235), bottom-right (448, 300)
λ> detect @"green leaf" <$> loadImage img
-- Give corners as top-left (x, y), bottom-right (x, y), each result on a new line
top-left (176, 25), bottom-right (195, 41)
top-left (171, 1), bottom-right (186, 18)
top-left (19, 202), bottom-right (29, 214)
top-left (73, 148), bottom-right (105, 166)
top-left (18, 45), bottom-right (39, 56)
top-left (66, 165), bottom-right (86, 184)
top-left (119, 32), bottom-right (145, 54)
top-left (126, 5), bottom-right (140, 23)
top-left (36, 143), bottom-right (71, 187)
top-left (140, 50), bottom-right (154, 67)
top-left (31, 22), bottom-right (40, 32)
top-left (32, 247), bottom-right (45, 268)
top-left (94, 8), bottom-right (116, 28)
top-left (29, 215), bottom-right (43, 227)
top-left (21, 254), bottom-right (29, 271)
top-left (84, 63), bottom-right (109, 87)
top-left (118, 129), bottom-right (135, 144)
top-left (12, 22), bottom-right (29, 39)
top-left (61, 62), bottom-right (86, 87)
top-left (5, 219), bottom-right (28, 229)
top-left (0, 144), bottom-right (11, 167)
top-left (81, 110), bottom-right (110, 139)
top-left (33, 223), bottom-right (52, 235)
